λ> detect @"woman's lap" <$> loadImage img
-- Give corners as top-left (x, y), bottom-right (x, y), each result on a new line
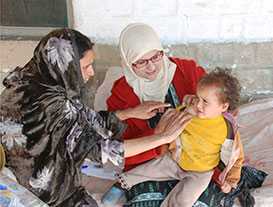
top-left (124, 165), bottom-right (267, 207)
top-left (124, 180), bottom-right (178, 207)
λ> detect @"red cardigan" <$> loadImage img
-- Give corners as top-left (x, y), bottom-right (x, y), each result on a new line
top-left (107, 58), bottom-right (206, 170)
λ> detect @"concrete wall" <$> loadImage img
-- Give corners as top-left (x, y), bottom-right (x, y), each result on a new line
top-left (73, 0), bottom-right (273, 44)
top-left (1, 0), bottom-right (273, 101)
top-left (1, 41), bottom-right (273, 98)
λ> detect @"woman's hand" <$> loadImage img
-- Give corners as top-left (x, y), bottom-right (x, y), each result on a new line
top-left (116, 101), bottom-right (170, 120)
top-left (124, 109), bottom-right (192, 157)
top-left (154, 108), bottom-right (177, 134)
top-left (131, 101), bottom-right (170, 119)
top-left (156, 109), bottom-right (193, 144)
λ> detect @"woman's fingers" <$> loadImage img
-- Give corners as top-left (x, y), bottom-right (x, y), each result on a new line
top-left (163, 111), bottom-right (193, 143)
top-left (154, 108), bottom-right (177, 134)
top-left (166, 110), bottom-right (189, 127)
top-left (147, 111), bottom-right (157, 118)
top-left (159, 109), bottom-right (177, 123)
top-left (146, 102), bottom-right (171, 112)
top-left (158, 107), bottom-right (165, 113)
top-left (132, 101), bottom-right (171, 119)
top-left (177, 112), bottom-right (193, 128)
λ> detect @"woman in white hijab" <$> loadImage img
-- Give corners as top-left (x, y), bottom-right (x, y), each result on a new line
top-left (119, 23), bottom-right (177, 103)
top-left (107, 23), bottom-right (206, 206)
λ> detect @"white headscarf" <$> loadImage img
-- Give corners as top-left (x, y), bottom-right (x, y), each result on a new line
top-left (119, 23), bottom-right (176, 102)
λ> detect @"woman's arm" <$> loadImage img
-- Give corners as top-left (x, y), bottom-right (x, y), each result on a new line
top-left (115, 101), bottom-right (170, 120)
top-left (107, 81), bottom-right (172, 166)
top-left (124, 133), bottom-right (166, 158)
top-left (124, 109), bottom-right (192, 157)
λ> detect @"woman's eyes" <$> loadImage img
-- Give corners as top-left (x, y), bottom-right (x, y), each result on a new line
top-left (83, 63), bottom-right (93, 70)
top-left (135, 60), bottom-right (146, 65)
top-left (151, 54), bottom-right (160, 61)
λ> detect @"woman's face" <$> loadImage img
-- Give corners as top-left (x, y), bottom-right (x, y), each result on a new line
top-left (80, 49), bottom-right (95, 82)
top-left (132, 50), bottom-right (164, 81)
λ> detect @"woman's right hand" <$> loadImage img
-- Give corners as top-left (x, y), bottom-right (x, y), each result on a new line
top-left (155, 109), bottom-right (193, 144)
top-left (116, 101), bottom-right (170, 120)
top-left (132, 101), bottom-right (171, 119)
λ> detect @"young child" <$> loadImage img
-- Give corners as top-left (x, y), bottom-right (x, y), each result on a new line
top-left (102, 68), bottom-right (244, 207)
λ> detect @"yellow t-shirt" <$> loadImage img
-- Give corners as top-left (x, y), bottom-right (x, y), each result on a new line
top-left (179, 115), bottom-right (227, 172)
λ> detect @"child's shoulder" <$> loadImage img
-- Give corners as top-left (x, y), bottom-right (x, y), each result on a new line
top-left (223, 112), bottom-right (238, 140)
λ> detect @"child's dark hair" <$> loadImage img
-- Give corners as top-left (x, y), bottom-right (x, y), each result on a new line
top-left (198, 67), bottom-right (241, 112)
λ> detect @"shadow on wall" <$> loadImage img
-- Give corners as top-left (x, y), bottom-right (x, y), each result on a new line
top-left (1, 41), bottom-right (273, 104)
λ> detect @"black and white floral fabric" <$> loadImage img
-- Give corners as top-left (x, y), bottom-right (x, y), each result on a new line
top-left (45, 36), bottom-right (74, 73)
top-left (0, 120), bottom-right (27, 150)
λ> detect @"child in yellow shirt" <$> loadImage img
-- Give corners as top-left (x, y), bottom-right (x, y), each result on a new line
top-left (102, 68), bottom-right (244, 207)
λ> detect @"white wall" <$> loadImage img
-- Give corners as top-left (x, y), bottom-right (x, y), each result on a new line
top-left (73, 0), bottom-right (273, 44)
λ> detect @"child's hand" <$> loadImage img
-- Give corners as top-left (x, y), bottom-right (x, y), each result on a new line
top-left (182, 95), bottom-right (198, 116)
top-left (182, 95), bottom-right (197, 107)
top-left (184, 104), bottom-right (198, 116)
top-left (221, 181), bottom-right (232, 193)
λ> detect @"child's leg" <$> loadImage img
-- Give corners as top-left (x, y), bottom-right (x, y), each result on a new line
top-left (119, 154), bottom-right (186, 189)
top-left (102, 154), bottom-right (185, 206)
top-left (160, 171), bottom-right (213, 207)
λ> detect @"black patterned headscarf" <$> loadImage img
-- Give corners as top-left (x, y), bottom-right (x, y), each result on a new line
top-left (21, 29), bottom-right (90, 150)
top-left (2, 29), bottom-right (125, 207)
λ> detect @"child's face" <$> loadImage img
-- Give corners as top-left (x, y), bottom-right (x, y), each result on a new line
top-left (195, 85), bottom-right (229, 119)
